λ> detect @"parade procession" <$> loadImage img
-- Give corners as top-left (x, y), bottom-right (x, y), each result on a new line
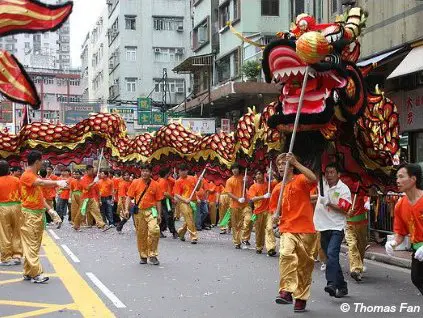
top-left (0, 0), bottom-right (422, 317)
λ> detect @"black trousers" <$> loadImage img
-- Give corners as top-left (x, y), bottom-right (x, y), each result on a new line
top-left (159, 199), bottom-right (176, 234)
top-left (411, 250), bottom-right (423, 295)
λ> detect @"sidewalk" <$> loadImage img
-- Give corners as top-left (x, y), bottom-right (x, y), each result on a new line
top-left (341, 241), bottom-right (412, 269)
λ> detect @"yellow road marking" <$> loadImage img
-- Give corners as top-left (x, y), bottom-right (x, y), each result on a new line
top-left (0, 278), bottom-right (23, 285)
top-left (1, 303), bottom-right (78, 318)
top-left (42, 233), bottom-right (115, 317)
top-left (0, 271), bottom-right (58, 277)
top-left (0, 300), bottom-right (76, 308)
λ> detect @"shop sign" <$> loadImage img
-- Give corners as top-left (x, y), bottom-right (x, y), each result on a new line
top-left (388, 88), bottom-right (423, 132)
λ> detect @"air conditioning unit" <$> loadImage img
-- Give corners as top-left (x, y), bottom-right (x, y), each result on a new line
top-left (106, 0), bottom-right (112, 5)
top-left (177, 25), bottom-right (184, 32)
top-left (154, 48), bottom-right (161, 53)
top-left (176, 87), bottom-right (184, 93)
top-left (109, 61), bottom-right (114, 69)
top-left (176, 48), bottom-right (184, 55)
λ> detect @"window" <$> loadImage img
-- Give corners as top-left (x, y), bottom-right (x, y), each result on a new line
top-left (154, 48), bottom-right (184, 63)
top-left (153, 79), bottom-right (184, 93)
top-left (24, 42), bottom-right (30, 49)
top-left (217, 55), bottom-right (231, 83)
top-left (43, 33), bottom-right (49, 39)
top-left (108, 18), bottom-right (119, 45)
top-left (233, 0), bottom-right (240, 21)
top-left (125, 16), bottom-right (136, 30)
top-left (290, 0), bottom-right (304, 20)
top-left (153, 17), bottom-right (183, 31)
top-left (125, 47), bottom-right (137, 61)
top-left (219, 2), bottom-right (230, 29)
top-left (24, 33), bottom-right (30, 38)
top-left (332, 0), bottom-right (339, 14)
top-left (192, 18), bottom-right (209, 50)
top-left (126, 78), bottom-right (136, 92)
top-left (261, 0), bottom-right (279, 16)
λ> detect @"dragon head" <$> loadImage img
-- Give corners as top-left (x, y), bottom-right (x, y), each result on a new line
top-left (263, 8), bottom-right (368, 134)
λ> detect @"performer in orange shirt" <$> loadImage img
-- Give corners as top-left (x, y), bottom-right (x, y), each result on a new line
top-left (248, 169), bottom-right (276, 256)
top-left (195, 180), bottom-right (210, 231)
top-left (39, 169), bottom-right (62, 228)
top-left (56, 169), bottom-right (71, 222)
top-left (224, 163), bottom-right (251, 249)
top-left (270, 153), bottom-right (317, 313)
top-left (0, 160), bottom-right (22, 266)
top-left (10, 166), bottom-right (23, 179)
top-left (207, 181), bottom-right (218, 227)
top-left (98, 170), bottom-right (115, 226)
top-left (69, 170), bottom-right (83, 224)
top-left (73, 165), bottom-right (107, 231)
top-left (112, 171), bottom-right (122, 224)
top-left (116, 171), bottom-right (132, 232)
top-left (217, 184), bottom-right (231, 234)
top-left (20, 151), bottom-right (67, 283)
top-left (386, 164), bottom-right (423, 295)
top-left (173, 164), bottom-right (198, 244)
top-left (157, 167), bottom-right (177, 239)
top-left (126, 164), bottom-right (163, 265)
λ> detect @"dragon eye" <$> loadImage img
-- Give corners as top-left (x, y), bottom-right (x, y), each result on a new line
top-left (324, 54), bottom-right (341, 64)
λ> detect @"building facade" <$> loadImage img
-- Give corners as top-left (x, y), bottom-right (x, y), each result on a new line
top-left (1, 0), bottom-right (71, 69)
top-left (81, 0), bottom-right (192, 111)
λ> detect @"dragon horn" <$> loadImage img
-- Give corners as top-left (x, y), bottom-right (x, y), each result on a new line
top-left (227, 21), bottom-right (265, 50)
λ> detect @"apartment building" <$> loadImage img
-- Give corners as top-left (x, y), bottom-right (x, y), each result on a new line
top-left (1, 0), bottom-right (71, 69)
top-left (81, 0), bottom-right (191, 111)
top-left (173, 0), bottom-right (324, 127)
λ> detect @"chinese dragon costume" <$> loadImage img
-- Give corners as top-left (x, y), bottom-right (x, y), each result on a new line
top-left (0, 4), bottom-right (400, 193)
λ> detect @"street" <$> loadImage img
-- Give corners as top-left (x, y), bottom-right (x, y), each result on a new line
top-left (0, 221), bottom-right (421, 318)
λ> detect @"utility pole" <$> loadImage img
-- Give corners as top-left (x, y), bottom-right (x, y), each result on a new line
top-left (162, 68), bottom-right (168, 112)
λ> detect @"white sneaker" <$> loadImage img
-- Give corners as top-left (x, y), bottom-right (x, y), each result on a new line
top-left (31, 275), bottom-right (49, 284)
top-left (320, 263), bottom-right (326, 271)
top-left (0, 260), bottom-right (13, 266)
top-left (362, 265), bottom-right (367, 273)
top-left (12, 258), bottom-right (21, 265)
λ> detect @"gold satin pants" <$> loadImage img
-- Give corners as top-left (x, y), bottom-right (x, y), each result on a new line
top-left (74, 199), bottom-right (105, 230)
top-left (254, 212), bottom-right (276, 252)
top-left (177, 202), bottom-right (198, 241)
top-left (45, 199), bottom-right (61, 224)
top-left (20, 209), bottom-right (44, 277)
top-left (218, 194), bottom-right (231, 230)
top-left (133, 208), bottom-right (160, 258)
top-left (241, 206), bottom-right (253, 242)
top-left (312, 232), bottom-right (327, 263)
top-left (0, 204), bottom-right (22, 261)
top-left (230, 206), bottom-right (250, 245)
top-left (70, 193), bottom-right (82, 223)
top-left (117, 197), bottom-right (127, 219)
top-left (279, 233), bottom-right (317, 300)
top-left (209, 202), bottom-right (217, 225)
top-left (345, 223), bottom-right (368, 273)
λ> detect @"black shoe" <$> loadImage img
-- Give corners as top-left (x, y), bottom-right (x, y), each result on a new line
top-left (149, 257), bottom-right (160, 265)
top-left (160, 232), bottom-right (166, 238)
top-left (56, 221), bottom-right (62, 229)
top-left (242, 240), bottom-right (251, 246)
top-left (335, 288), bottom-right (348, 298)
top-left (139, 258), bottom-right (147, 264)
top-left (172, 232), bottom-right (178, 239)
top-left (351, 271), bottom-right (362, 282)
top-left (191, 240), bottom-right (198, 244)
top-left (256, 250), bottom-right (262, 254)
top-left (324, 285), bottom-right (337, 297)
top-left (203, 226), bottom-right (211, 230)
top-left (235, 244), bottom-right (241, 249)
top-left (179, 234), bottom-right (185, 242)
top-left (267, 249), bottom-right (276, 257)
top-left (197, 228), bottom-right (203, 231)
top-left (220, 229), bottom-right (227, 234)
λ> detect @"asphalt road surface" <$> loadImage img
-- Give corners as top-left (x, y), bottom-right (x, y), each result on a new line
top-left (0, 220), bottom-right (421, 318)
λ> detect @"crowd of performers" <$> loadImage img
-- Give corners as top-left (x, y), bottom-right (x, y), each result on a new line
top-left (0, 150), bottom-right (422, 313)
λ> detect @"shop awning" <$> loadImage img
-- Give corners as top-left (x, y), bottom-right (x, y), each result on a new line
top-left (387, 46), bottom-right (423, 79)
top-left (172, 54), bottom-right (214, 74)
top-left (357, 48), bottom-right (402, 67)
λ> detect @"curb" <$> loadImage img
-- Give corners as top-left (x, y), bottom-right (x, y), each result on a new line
top-left (340, 245), bottom-right (411, 269)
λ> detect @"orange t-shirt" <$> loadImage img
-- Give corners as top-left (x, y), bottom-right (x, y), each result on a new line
top-left (173, 176), bottom-right (197, 200)
top-left (42, 175), bottom-right (58, 200)
top-left (80, 175), bottom-right (99, 200)
top-left (98, 178), bottom-right (114, 197)
top-left (127, 179), bottom-right (164, 209)
top-left (113, 177), bottom-right (121, 202)
top-left (20, 170), bottom-right (44, 210)
top-left (248, 183), bottom-right (270, 214)
top-left (157, 177), bottom-right (172, 196)
top-left (118, 180), bottom-right (131, 197)
top-left (168, 177), bottom-right (176, 196)
top-left (58, 177), bottom-right (71, 200)
top-left (347, 195), bottom-right (368, 225)
top-left (270, 174), bottom-right (316, 234)
top-left (205, 180), bottom-right (217, 202)
top-left (394, 196), bottom-right (423, 244)
top-left (225, 175), bottom-right (247, 208)
top-left (0, 176), bottom-right (21, 203)
top-left (70, 178), bottom-right (83, 192)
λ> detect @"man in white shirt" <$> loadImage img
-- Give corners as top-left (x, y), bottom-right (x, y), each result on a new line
top-left (314, 163), bottom-right (352, 298)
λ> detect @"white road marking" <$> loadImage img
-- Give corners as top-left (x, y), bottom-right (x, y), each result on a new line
top-left (86, 272), bottom-right (126, 308)
top-left (48, 229), bottom-right (60, 240)
top-left (61, 244), bottom-right (80, 263)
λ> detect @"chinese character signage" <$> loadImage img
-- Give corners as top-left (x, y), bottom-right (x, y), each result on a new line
top-left (151, 112), bottom-right (165, 125)
top-left (137, 97), bottom-right (152, 111)
top-left (221, 118), bottom-right (231, 133)
top-left (388, 88), bottom-right (423, 132)
top-left (138, 111), bottom-right (151, 125)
